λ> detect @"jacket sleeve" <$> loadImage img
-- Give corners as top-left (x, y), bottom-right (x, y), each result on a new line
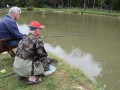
top-left (36, 39), bottom-right (48, 58)
top-left (2, 18), bottom-right (24, 39)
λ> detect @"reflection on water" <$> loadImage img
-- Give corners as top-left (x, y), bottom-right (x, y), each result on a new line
top-left (18, 24), bottom-right (29, 35)
top-left (44, 43), bottom-right (102, 81)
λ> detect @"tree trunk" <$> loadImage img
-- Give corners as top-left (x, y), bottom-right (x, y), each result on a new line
top-left (87, 0), bottom-right (89, 8)
top-left (70, 0), bottom-right (72, 8)
top-left (84, 0), bottom-right (86, 9)
top-left (93, 0), bottom-right (95, 9)
top-left (101, 0), bottom-right (103, 10)
top-left (60, 0), bottom-right (63, 7)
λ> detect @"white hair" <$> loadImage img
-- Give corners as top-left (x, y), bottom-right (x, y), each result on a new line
top-left (8, 6), bottom-right (21, 14)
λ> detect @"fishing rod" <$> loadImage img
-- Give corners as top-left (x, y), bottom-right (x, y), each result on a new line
top-left (39, 33), bottom-right (120, 38)
top-left (39, 34), bottom-right (85, 38)
top-left (0, 72), bottom-right (15, 79)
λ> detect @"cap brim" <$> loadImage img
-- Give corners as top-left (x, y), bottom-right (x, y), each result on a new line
top-left (39, 25), bottom-right (45, 29)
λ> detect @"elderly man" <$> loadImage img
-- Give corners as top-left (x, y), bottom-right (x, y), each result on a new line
top-left (13, 21), bottom-right (57, 85)
top-left (0, 6), bottom-right (24, 46)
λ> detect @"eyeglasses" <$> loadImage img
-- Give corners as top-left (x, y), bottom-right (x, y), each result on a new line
top-left (15, 12), bottom-right (20, 16)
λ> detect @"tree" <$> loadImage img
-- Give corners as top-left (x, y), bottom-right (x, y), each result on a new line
top-left (83, 0), bottom-right (87, 9)
top-left (112, 0), bottom-right (120, 10)
top-left (50, 0), bottom-right (59, 8)
top-left (99, 0), bottom-right (106, 10)
top-left (93, 0), bottom-right (95, 9)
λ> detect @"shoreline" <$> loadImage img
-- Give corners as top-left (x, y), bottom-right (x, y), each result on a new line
top-left (1, 7), bottom-right (120, 17)
top-left (32, 8), bottom-right (120, 17)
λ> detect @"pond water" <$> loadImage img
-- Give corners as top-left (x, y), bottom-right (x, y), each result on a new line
top-left (0, 10), bottom-right (120, 90)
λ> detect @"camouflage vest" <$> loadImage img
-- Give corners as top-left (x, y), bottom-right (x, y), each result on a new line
top-left (16, 33), bottom-right (47, 60)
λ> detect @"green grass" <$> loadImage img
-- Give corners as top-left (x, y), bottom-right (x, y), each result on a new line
top-left (0, 52), bottom-right (102, 90)
top-left (33, 8), bottom-right (120, 16)
top-left (1, 7), bottom-right (120, 16)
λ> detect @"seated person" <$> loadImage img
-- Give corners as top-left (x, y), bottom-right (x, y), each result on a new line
top-left (0, 6), bottom-right (24, 47)
top-left (13, 21), bottom-right (57, 85)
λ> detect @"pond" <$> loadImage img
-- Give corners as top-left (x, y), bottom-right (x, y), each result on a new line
top-left (0, 10), bottom-right (120, 90)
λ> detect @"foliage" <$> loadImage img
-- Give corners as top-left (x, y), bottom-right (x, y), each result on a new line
top-left (0, 0), bottom-right (120, 11)
top-left (112, 0), bottom-right (120, 10)
top-left (26, 6), bottom-right (33, 10)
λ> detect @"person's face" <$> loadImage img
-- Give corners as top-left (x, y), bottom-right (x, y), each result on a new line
top-left (13, 12), bottom-right (21, 20)
top-left (35, 28), bottom-right (41, 36)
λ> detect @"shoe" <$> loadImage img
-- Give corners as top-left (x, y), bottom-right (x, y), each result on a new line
top-left (50, 59), bottom-right (58, 66)
top-left (27, 78), bottom-right (41, 85)
top-left (19, 76), bottom-right (27, 81)
top-left (43, 65), bottom-right (56, 76)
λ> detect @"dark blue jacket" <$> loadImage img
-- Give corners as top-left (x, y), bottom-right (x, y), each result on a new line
top-left (0, 15), bottom-right (24, 40)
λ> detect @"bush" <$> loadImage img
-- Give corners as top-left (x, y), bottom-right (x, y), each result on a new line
top-left (26, 7), bottom-right (33, 11)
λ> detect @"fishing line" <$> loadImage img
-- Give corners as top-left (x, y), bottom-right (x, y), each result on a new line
top-left (110, 80), bottom-right (120, 90)
top-left (39, 33), bottom-right (120, 38)
top-left (39, 34), bottom-right (85, 38)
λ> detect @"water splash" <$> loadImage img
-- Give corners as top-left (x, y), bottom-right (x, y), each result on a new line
top-left (44, 43), bottom-right (102, 81)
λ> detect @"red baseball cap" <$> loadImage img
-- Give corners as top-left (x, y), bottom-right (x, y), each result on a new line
top-left (29, 21), bottom-right (45, 29)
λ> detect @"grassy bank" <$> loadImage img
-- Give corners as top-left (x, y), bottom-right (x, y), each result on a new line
top-left (0, 52), bottom-right (101, 90)
top-left (33, 8), bottom-right (120, 17)
top-left (1, 7), bottom-right (120, 17)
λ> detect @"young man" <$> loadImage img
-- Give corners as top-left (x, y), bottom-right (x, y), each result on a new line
top-left (13, 21), bottom-right (57, 85)
top-left (0, 6), bottom-right (24, 46)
